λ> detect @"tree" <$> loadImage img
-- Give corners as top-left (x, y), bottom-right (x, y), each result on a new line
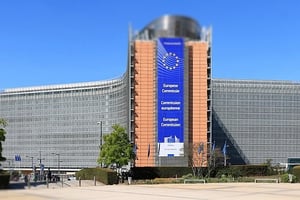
top-left (97, 124), bottom-right (134, 169)
top-left (188, 142), bottom-right (208, 178)
top-left (0, 118), bottom-right (8, 162)
top-left (188, 142), bottom-right (225, 178)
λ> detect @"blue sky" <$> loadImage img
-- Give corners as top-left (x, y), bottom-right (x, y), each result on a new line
top-left (1, 0), bottom-right (300, 89)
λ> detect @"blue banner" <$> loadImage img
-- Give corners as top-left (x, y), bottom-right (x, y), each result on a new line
top-left (157, 38), bottom-right (184, 157)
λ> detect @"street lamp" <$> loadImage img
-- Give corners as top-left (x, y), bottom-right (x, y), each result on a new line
top-left (97, 121), bottom-right (103, 167)
top-left (52, 153), bottom-right (60, 179)
top-left (37, 151), bottom-right (45, 181)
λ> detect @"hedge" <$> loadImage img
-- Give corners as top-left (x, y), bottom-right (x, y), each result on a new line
top-left (292, 166), bottom-right (300, 182)
top-left (132, 165), bottom-right (269, 180)
top-left (227, 165), bottom-right (269, 177)
top-left (75, 168), bottom-right (118, 185)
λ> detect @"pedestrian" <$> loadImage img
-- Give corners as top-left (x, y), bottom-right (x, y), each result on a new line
top-left (24, 175), bottom-right (28, 184)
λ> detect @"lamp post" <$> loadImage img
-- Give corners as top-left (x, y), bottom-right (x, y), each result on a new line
top-left (52, 153), bottom-right (60, 180)
top-left (97, 121), bottom-right (103, 167)
top-left (37, 151), bottom-right (45, 181)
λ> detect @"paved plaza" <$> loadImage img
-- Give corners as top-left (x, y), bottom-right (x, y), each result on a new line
top-left (1, 182), bottom-right (300, 200)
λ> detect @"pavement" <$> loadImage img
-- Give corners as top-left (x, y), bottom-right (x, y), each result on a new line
top-left (1, 181), bottom-right (300, 200)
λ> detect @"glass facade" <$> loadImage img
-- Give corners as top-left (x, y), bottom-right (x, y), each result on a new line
top-left (1, 15), bottom-right (300, 170)
top-left (0, 78), bottom-right (128, 170)
top-left (212, 79), bottom-right (300, 165)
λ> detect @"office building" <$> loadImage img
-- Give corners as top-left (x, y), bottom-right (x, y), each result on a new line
top-left (128, 15), bottom-right (212, 167)
top-left (1, 15), bottom-right (299, 171)
top-left (0, 79), bottom-right (128, 170)
top-left (212, 79), bottom-right (300, 165)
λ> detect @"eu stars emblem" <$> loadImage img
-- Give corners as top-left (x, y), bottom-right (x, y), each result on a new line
top-left (162, 52), bottom-right (180, 70)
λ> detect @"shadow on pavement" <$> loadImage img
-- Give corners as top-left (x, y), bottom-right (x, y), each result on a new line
top-left (7, 181), bottom-right (48, 190)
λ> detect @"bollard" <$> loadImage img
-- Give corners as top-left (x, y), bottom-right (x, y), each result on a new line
top-left (94, 176), bottom-right (96, 186)
top-left (46, 178), bottom-right (49, 188)
top-left (61, 176), bottom-right (63, 188)
top-left (79, 177), bottom-right (81, 187)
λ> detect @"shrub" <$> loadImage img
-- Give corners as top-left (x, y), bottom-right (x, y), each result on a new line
top-left (236, 176), bottom-right (255, 182)
top-left (281, 173), bottom-right (297, 183)
top-left (182, 173), bottom-right (194, 179)
top-left (216, 165), bottom-right (269, 178)
top-left (75, 168), bottom-right (118, 185)
top-left (292, 166), bottom-right (300, 182)
top-left (151, 178), bottom-right (182, 184)
top-left (219, 174), bottom-right (230, 182)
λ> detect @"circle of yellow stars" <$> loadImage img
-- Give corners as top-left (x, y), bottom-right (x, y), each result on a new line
top-left (162, 52), bottom-right (180, 70)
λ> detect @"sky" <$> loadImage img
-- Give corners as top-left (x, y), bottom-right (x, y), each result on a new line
top-left (1, 0), bottom-right (300, 90)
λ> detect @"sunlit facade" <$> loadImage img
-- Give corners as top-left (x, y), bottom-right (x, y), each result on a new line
top-left (0, 79), bottom-right (128, 170)
top-left (128, 15), bottom-right (212, 167)
top-left (1, 15), bottom-right (300, 171)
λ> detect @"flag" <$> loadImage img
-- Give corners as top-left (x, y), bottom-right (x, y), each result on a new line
top-left (147, 144), bottom-right (150, 158)
top-left (222, 140), bottom-right (227, 155)
top-left (15, 155), bottom-right (21, 161)
top-left (212, 140), bottom-right (216, 152)
top-left (198, 143), bottom-right (204, 154)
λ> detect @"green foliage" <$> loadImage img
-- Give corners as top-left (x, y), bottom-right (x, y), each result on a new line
top-left (235, 176), bottom-right (255, 182)
top-left (0, 119), bottom-right (7, 162)
top-left (97, 125), bottom-right (134, 169)
top-left (263, 159), bottom-right (277, 175)
top-left (280, 174), bottom-right (289, 183)
top-left (0, 170), bottom-right (10, 189)
top-left (146, 178), bottom-right (183, 184)
top-left (182, 173), bottom-right (194, 179)
top-left (219, 174), bottom-right (233, 182)
top-left (132, 165), bottom-right (270, 181)
top-left (75, 168), bottom-right (118, 185)
top-left (281, 173), bottom-right (297, 183)
top-left (292, 166), bottom-right (300, 182)
top-left (205, 176), bottom-right (254, 183)
top-left (216, 167), bottom-right (240, 178)
top-left (215, 165), bottom-right (269, 178)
